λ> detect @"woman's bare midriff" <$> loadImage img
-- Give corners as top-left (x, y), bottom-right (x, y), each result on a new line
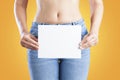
top-left (33, 0), bottom-right (82, 24)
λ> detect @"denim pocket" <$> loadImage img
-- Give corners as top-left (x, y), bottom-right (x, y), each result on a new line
top-left (27, 48), bottom-right (38, 63)
top-left (30, 23), bottom-right (38, 37)
top-left (81, 22), bottom-right (88, 40)
top-left (80, 22), bottom-right (90, 52)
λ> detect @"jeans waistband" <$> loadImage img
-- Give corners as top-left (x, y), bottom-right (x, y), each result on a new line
top-left (32, 18), bottom-right (85, 26)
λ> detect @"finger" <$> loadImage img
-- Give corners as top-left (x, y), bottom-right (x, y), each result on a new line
top-left (79, 37), bottom-right (88, 49)
top-left (84, 35), bottom-right (98, 45)
top-left (25, 40), bottom-right (39, 50)
top-left (25, 44), bottom-right (38, 50)
top-left (86, 35), bottom-right (94, 41)
top-left (30, 34), bottom-right (38, 42)
top-left (79, 41), bottom-right (89, 49)
top-left (91, 40), bottom-right (98, 46)
top-left (82, 38), bottom-right (96, 48)
top-left (23, 43), bottom-right (35, 50)
top-left (79, 35), bottom-right (98, 49)
top-left (80, 33), bottom-right (93, 45)
top-left (79, 34), bottom-right (90, 49)
top-left (80, 34), bottom-right (88, 44)
top-left (80, 39), bottom-right (90, 48)
top-left (25, 43), bottom-right (38, 50)
top-left (79, 45), bottom-right (85, 49)
top-left (85, 40), bottom-right (97, 47)
top-left (81, 42), bottom-right (90, 49)
top-left (22, 39), bottom-right (39, 50)
top-left (84, 38), bottom-right (95, 46)
top-left (24, 36), bottom-right (39, 46)
top-left (89, 37), bottom-right (98, 44)
top-left (80, 37), bottom-right (87, 45)
top-left (89, 37), bottom-right (96, 42)
top-left (79, 44), bottom-right (90, 49)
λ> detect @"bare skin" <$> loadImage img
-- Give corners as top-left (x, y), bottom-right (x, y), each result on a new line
top-left (14, 0), bottom-right (104, 50)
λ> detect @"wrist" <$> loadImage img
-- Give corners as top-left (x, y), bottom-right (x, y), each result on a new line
top-left (20, 30), bottom-right (29, 38)
top-left (89, 30), bottom-right (99, 37)
top-left (89, 27), bottom-right (99, 35)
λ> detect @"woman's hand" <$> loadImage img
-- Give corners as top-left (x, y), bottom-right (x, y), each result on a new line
top-left (78, 32), bottom-right (99, 49)
top-left (78, 0), bottom-right (104, 50)
top-left (20, 32), bottom-right (39, 50)
top-left (79, 0), bottom-right (104, 50)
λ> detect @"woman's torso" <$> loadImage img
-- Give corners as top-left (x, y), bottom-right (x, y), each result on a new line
top-left (33, 0), bottom-right (82, 24)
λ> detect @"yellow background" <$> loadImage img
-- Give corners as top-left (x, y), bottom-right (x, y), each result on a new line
top-left (0, 0), bottom-right (120, 80)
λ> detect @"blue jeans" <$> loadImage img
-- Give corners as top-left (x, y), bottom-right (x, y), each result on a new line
top-left (27, 18), bottom-right (90, 80)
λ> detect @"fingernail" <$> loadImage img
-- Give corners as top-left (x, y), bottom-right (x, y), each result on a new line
top-left (79, 46), bottom-right (83, 49)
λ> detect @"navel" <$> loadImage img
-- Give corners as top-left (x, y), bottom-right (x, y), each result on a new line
top-left (57, 12), bottom-right (60, 18)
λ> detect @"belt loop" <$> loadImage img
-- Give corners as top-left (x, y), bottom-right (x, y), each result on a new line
top-left (72, 22), bottom-right (74, 25)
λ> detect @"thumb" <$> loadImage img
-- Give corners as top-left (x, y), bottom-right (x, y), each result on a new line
top-left (80, 34), bottom-right (88, 45)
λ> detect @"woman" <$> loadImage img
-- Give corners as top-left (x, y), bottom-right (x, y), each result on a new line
top-left (14, 0), bottom-right (104, 80)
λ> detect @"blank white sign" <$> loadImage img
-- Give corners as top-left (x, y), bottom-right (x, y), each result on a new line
top-left (38, 25), bottom-right (81, 58)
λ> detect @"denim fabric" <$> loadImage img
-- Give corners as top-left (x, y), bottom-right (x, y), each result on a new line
top-left (27, 18), bottom-right (90, 80)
